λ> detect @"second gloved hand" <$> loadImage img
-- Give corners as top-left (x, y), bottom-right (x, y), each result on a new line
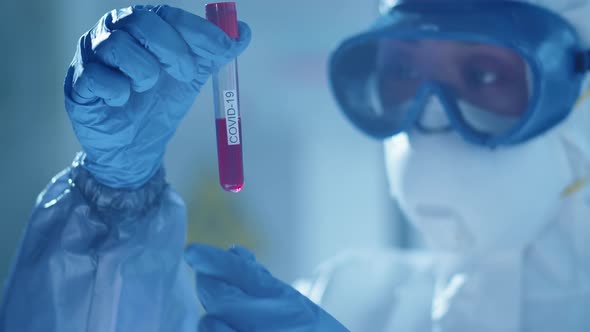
top-left (185, 244), bottom-right (350, 332)
top-left (65, 5), bottom-right (251, 189)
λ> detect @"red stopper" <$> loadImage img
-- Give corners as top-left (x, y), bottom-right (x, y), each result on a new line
top-left (206, 2), bottom-right (239, 39)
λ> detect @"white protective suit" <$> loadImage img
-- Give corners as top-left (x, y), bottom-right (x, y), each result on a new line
top-left (296, 1), bottom-right (590, 331)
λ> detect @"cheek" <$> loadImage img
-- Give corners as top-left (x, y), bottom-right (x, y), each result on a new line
top-left (383, 134), bottom-right (411, 198)
top-left (384, 132), bottom-right (574, 250)
top-left (383, 134), bottom-right (445, 213)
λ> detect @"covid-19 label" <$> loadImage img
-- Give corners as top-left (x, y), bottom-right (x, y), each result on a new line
top-left (223, 90), bottom-right (240, 145)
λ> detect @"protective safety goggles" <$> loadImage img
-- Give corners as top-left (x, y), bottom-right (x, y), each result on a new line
top-left (329, 1), bottom-right (589, 146)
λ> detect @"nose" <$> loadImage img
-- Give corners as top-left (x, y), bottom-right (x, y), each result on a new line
top-left (416, 95), bottom-right (453, 133)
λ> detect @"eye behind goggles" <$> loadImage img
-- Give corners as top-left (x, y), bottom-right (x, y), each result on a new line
top-left (329, 1), bottom-right (588, 146)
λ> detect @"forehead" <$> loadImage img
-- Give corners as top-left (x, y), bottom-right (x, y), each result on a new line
top-left (376, 40), bottom-right (525, 63)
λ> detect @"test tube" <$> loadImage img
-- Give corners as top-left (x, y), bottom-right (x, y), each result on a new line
top-left (206, 2), bottom-right (244, 193)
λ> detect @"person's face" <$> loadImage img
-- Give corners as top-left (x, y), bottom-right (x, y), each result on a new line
top-left (376, 40), bottom-right (530, 117)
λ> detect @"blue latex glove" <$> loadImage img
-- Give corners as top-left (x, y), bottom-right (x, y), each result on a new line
top-left (64, 5), bottom-right (251, 189)
top-left (184, 244), bottom-right (350, 332)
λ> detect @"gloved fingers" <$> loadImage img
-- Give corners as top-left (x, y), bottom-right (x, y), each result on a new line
top-left (185, 244), bottom-right (282, 297)
top-left (197, 274), bottom-right (315, 329)
top-left (196, 273), bottom-right (250, 311)
top-left (228, 244), bottom-right (256, 262)
top-left (233, 21), bottom-right (252, 57)
top-left (210, 21), bottom-right (251, 69)
top-left (71, 62), bottom-right (131, 107)
top-left (198, 315), bottom-right (237, 332)
top-left (152, 5), bottom-right (251, 65)
top-left (93, 30), bottom-right (160, 93)
top-left (152, 5), bottom-right (230, 59)
top-left (104, 7), bottom-right (196, 82)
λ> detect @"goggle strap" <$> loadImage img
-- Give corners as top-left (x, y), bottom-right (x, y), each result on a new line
top-left (575, 50), bottom-right (590, 73)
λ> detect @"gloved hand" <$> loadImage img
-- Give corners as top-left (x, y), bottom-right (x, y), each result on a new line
top-left (184, 244), bottom-right (350, 332)
top-left (64, 5), bottom-right (251, 189)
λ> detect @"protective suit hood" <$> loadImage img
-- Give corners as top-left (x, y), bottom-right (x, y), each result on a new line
top-left (379, 0), bottom-right (590, 330)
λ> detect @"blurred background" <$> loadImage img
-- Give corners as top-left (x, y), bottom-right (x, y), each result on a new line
top-left (0, 0), bottom-right (410, 297)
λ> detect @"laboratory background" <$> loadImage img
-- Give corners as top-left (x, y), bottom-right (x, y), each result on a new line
top-left (0, 0), bottom-right (410, 298)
